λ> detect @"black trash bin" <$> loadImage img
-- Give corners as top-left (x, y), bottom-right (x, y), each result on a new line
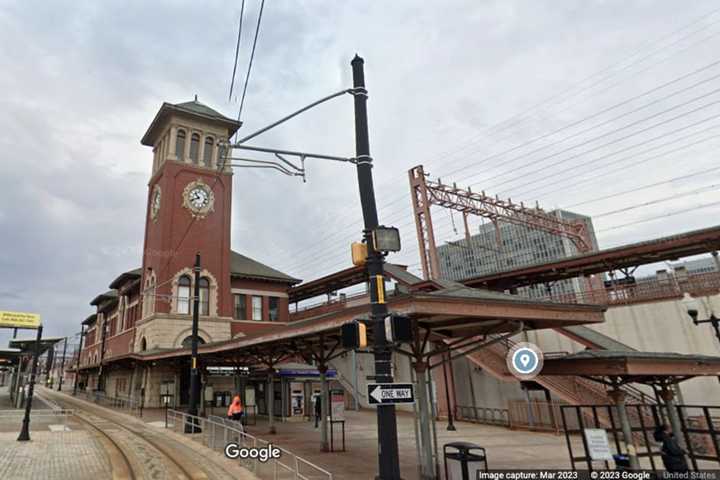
top-left (613, 454), bottom-right (630, 471)
top-left (443, 442), bottom-right (488, 480)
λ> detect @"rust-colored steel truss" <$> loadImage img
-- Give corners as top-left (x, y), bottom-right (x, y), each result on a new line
top-left (409, 165), bottom-right (593, 280)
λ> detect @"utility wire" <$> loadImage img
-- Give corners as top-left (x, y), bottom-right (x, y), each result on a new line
top-left (228, 0), bottom-right (246, 101)
top-left (591, 183), bottom-right (720, 218)
top-left (237, 0), bottom-right (265, 122)
top-left (598, 200), bottom-right (720, 232)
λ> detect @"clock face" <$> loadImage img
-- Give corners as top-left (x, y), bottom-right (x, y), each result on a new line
top-left (182, 179), bottom-right (215, 218)
top-left (151, 187), bottom-right (161, 220)
top-left (189, 187), bottom-right (209, 209)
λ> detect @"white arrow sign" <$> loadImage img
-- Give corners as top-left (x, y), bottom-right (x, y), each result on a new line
top-left (367, 383), bottom-right (415, 405)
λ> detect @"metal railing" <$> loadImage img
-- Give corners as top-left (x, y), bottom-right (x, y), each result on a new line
top-left (73, 389), bottom-right (142, 417)
top-left (455, 405), bottom-right (509, 426)
top-left (167, 409), bottom-right (333, 480)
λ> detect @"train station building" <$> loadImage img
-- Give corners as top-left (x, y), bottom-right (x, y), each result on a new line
top-left (69, 99), bottom-right (720, 474)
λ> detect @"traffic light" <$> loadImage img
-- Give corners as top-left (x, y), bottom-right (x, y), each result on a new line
top-left (341, 320), bottom-right (367, 349)
top-left (384, 314), bottom-right (412, 343)
top-left (351, 242), bottom-right (368, 266)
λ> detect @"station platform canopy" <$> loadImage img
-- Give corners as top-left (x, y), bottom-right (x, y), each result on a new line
top-left (9, 337), bottom-right (64, 356)
top-left (0, 348), bottom-right (22, 367)
top-left (105, 280), bottom-right (605, 368)
top-left (463, 224), bottom-right (720, 291)
top-left (541, 350), bottom-right (720, 386)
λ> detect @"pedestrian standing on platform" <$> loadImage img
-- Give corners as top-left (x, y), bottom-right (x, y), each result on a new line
top-left (227, 394), bottom-right (243, 422)
top-left (314, 394), bottom-right (321, 428)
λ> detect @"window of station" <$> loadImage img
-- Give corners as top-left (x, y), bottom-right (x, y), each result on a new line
top-left (203, 137), bottom-right (214, 166)
top-left (175, 129), bottom-right (186, 160)
top-left (199, 277), bottom-right (210, 315)
top-left (177, 275), bottom-right (191, 314)
top-left (181, 336), bottom-right (206, 349)
top-left (269, 297), bottom-right (279, 321)
top-left (233, 294), bottom-right (247, 320)
top-left (252, 295), bottom-right (263, 321)
top-left (189, 133), bottom-right (200, 164)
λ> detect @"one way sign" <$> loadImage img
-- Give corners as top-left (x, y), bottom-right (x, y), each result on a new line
top-left (367, 383), bottom-right (415, 405)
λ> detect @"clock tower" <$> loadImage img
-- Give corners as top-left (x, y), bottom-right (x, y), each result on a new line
top-left (138, 99), bottom-right (241, 346)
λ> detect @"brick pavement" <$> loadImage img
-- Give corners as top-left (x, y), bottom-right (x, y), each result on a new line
top-left (0, 430), bottom-right (111, 480)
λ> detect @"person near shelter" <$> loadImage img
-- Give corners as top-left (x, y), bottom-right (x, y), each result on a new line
top-left (654, 424), bottom-right (688, 472)
top-left (227, 394), bottom-right (243, 422)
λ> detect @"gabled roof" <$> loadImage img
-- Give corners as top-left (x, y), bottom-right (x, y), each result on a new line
top-left (90, 290), bottom-right (118, 307)
top-left (141, 99), bottom-right (242, 146)
top-left (231, 250), bottom-right (301, 285)
top-left (109, 267), bottom-right (142, 289)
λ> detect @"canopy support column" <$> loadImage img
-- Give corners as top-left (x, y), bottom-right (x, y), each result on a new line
top-left (609, 388), bottom-right (640, 470)
top-left (267, 368), bottom-right (276, 434)
top-left (319, 364), bottom-right (330, 452)
top-left (414, 360), bottom-right (435, 479)
top-left (660, 385), bottom-right (685, 449)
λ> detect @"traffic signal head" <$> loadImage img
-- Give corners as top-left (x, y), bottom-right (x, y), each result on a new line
top-left (341, 321), bottom-right (367, 349)
top-left (351, 242), bottom-right (368, 266)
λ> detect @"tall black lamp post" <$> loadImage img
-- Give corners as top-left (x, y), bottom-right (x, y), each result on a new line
top-left (17, 324), bottom-right (43, 442)
top-left (185, 252), bottom-right (202, 433)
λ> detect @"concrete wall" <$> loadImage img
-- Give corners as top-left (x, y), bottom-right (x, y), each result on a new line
top-left (526, 293), bottom-right (720, 405)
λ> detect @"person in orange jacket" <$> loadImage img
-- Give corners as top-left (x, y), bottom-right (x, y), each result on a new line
top-left (227, 394), bottom-right (243, 422)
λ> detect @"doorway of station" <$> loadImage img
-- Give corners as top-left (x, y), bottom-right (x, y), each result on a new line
top-left (561, 404), bottom-right (720, 471)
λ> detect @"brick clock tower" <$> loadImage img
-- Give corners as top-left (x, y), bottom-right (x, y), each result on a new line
top-left (137, 99), bottom-right (241, 350)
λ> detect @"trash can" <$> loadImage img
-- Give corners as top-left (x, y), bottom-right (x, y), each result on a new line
top-left (443, 442), bottom-right (488, 480)
top-left (613, 454), bottom-right (630, 471)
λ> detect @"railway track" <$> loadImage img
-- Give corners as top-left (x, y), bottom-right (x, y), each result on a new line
top-left (37, 388), bottom-right (236, 480)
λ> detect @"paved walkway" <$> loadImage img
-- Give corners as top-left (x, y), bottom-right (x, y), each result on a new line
top-left (138, 407), bottom-right (582, 479)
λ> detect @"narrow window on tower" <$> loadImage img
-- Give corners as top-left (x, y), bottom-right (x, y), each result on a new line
top-left (175, 129), bottom-right (186, 160)
top-left (268, 297), bottom-right (279, 322)
top-left (177, 275), bottom-right (191, 314)
top-left (199, 277), bottom-right (210, 315)
top-left (203, 137), bottom-right (214, 166)
top-left (252, 296), bottom-right (263, 321)
top-left (190, 133), bottom-right (200, 164)
top-left (234, 294), bottom-right (247, 320)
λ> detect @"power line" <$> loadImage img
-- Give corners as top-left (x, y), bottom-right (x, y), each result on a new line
top-left (563, 165), bottom-right (720, 209)
top-left (597, 199), bottom-right (720, 232)
top-left (591, 183), bottom-right (720, 218)
top-left (237, 0), bottom-right (266, 123)
top-left (228, 0), bottom-right (246, 102)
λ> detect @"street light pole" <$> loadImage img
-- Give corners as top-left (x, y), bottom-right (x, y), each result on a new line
top-left (73, 327), bottom-right (85, 396)
top-left (58, 336), bottom-right (68, 391)
top-left (351, 54), bottom-right (401, 480)
top-left (18, 324), bottom-right (43, 442)
top-left (186, 253), bottom-right (202, 433)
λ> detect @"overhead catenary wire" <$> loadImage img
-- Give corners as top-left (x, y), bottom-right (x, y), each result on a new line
top-left (237, 0), bottom-right (266, 123)
top-left (228, 0), bottom-right (246, 101)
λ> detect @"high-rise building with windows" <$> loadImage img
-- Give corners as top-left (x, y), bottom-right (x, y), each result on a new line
top-left (437, 209), bottom-right (598, 299)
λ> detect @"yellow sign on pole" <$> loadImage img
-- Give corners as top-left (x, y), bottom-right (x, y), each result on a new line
top-left (0, 311), bottom-right (41, 329)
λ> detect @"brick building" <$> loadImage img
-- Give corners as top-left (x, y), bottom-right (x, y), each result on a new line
top-left (77, 99), bottom-right (301, 404)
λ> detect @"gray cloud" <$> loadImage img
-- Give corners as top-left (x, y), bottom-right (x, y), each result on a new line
top-left (1, 0), bottom-right (720, 343)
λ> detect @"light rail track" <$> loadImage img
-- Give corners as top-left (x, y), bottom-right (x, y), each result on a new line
top-left (38, 388), bottom-right (215, 480)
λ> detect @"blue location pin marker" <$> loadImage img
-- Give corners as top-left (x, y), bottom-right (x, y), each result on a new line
top-left (506, 342), bottom-right (543, 379)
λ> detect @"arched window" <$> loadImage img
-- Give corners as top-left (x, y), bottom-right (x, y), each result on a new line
top-left (175, 129), bottom-right (186, 160)
top-left (181, 336), bottom-right (206, 349)
top-left (140, 338), bottom-right (147, 352)
top-left (189, 133), bottom-right (200, 164)
top-left (177, 275), bottom-right (192, 314)
top-left (203, 137), bottom-right (214, 166)
top-left (199, 277), bottom-right (210, 315)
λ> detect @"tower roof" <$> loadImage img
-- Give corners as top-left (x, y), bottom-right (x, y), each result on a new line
top-left (141, 98), bottom-right (242, 146)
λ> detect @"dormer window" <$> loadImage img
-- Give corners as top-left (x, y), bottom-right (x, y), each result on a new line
top-left (175, 129), bottom-right (186, 160)
top-left (203, 137), bottom-right (214, 166)
top-left (190, 133), bottom-right (200, 164)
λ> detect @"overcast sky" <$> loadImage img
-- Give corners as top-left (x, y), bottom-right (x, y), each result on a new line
top-left (2, 0), bottom-right (720, 344)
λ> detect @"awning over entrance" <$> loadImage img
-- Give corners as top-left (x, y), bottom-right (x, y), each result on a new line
top-left (541, 350), bottom-right (720, 384)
